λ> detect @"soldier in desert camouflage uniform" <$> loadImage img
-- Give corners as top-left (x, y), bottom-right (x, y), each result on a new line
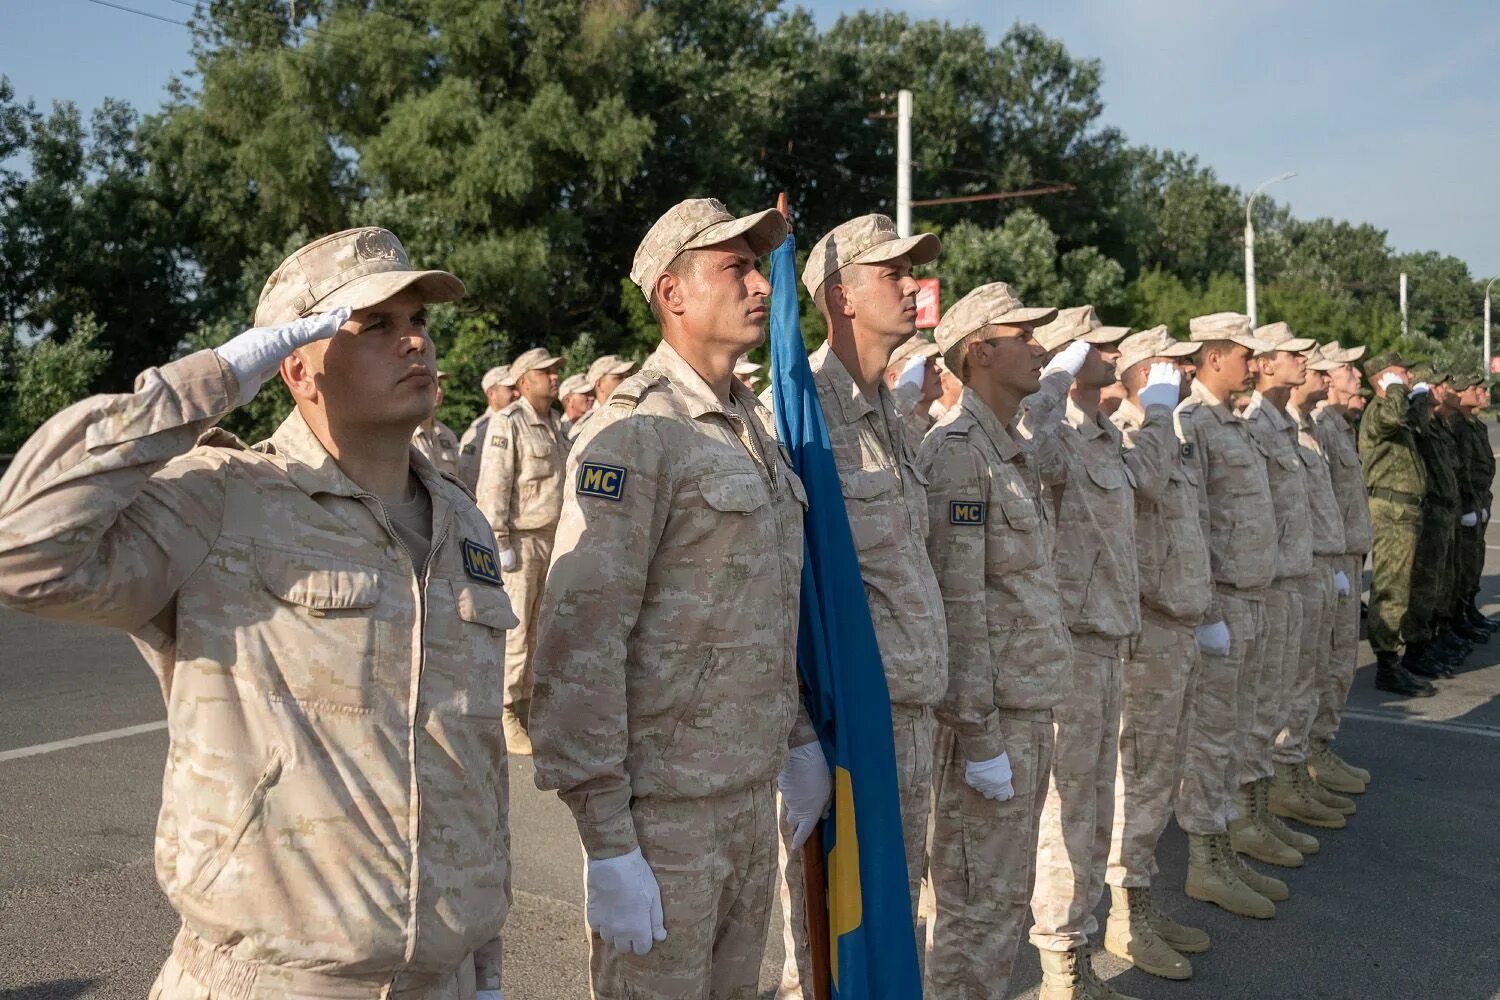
top-left (529, 198), bottom-right (825, 1000)
top-left (0, 228), bottom-right (518, 999)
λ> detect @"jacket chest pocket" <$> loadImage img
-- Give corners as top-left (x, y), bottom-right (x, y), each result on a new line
top-left (839, 468), bottom-right (903, 553)
top-left (446, 579), bottom-right (518, 719)
top-left (251, 544), bottom-right (387, 712)
top-left (522, 436), bottom-right (557, 479)
top-left (1084, 462), bottom-right (1127, 494)
top-left (986, 483), bottom-right (1045, 576)
top-left (1276, 450), bottom-right (1302, 473)
top-left (1219, 442), bottom-right (1262, 495)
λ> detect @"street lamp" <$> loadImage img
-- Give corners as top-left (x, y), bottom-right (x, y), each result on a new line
top-left (1245, 171), bottom-right (1297, 328)
top-left (1485, 276), bottom-right (1499, 378)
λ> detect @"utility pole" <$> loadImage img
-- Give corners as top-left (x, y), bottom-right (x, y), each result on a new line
top-left (896, 89), bottom-right (912, 238)
top-left (1484, 277), bottom-right (1497, 377)
top-left (1400, 273), bottom-right (1409, 339)
top-left (1244, 171), bottom-right (1296, 328)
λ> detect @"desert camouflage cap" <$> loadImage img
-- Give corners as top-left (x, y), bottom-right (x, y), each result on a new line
top-left (933, 282), bottom-right (1057, 355)
top-left (889, 336), bottom-right (940, 368)
top-left (1318, 341), bottom-right (1367, 365)
top-left (559, 373), bottom-right (594, 398)
top-left (509, 347), bottom-right (563, 381)
top-left (631, 198), bottom-right (789, 300)
top-left (801, 214), bottom-right (941, 297)
top-left (1035, 305), bottom-right (1131, 352)
top-left (1306, 349), bottom-right (1340, 372)
top-left (585, 354), bottom-right (636, 383)
top-left (1189, 312), bottom-right (1271, 355)
top-left (254, 227), bottom-right (464, 327)
top-left (1254, 321), bottom-right (1318, 354)
top-left (481, 364), bottom-right (511, 391)
top-left (1116, 324), bottom-right (1197, 373)
top-left (1363, 350), bottom-right (1408, 377)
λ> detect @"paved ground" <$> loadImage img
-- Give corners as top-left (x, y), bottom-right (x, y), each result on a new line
top-left (5, 442), bottom-right (1500, 998)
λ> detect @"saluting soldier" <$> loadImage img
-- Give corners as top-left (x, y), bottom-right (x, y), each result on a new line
top-left (1439, 375), bottom-right (1491, 647)
top-left (0, 228), bottom-right (518, 998)
top-left (766, 213), bottom-right (947, 1000)
top-left (476, 346), bottom-right (567, 755)
top-left (1454, 377), bottom-right (1498, 634)
top-left (1402, 367), bottom-right (1464, 680)
top-left (1359, 352), bottom-right (1435, 696)
top-left (918, 282), bottom-right (1066, 1000)
top-left (529, 198), bottom-right (826, 1000)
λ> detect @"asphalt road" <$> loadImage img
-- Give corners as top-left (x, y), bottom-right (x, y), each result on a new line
top-left (5, 438), bottom-right (1500, 999)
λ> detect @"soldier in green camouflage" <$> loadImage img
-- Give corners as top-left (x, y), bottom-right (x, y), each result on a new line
top-left (1455, 378), bottom-right (1499, 633)
top-left (1358, 352), bottom-right (1435, 696)
top-left (1404, 368), bottom-right (1465, 678)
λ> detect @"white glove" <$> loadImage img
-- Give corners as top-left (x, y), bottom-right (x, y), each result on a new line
top-left (1195, 620), bottom-right (1231, 656)
top-left (1333, 570), bottom-right (1351, 596)
top-left (476, 992), bottom-right (503, 1000)
top-left (964, 752), bottom-right (1015, 801)
top-left (1410, 381), bottom-right (1430, 396)
top-left (1138, 362), bottom-right (1182, 411)
top-left (1376, 371), bottom-right (1406, 391)
top-left (498, 546), bottom-right (519, 573)
top-left (585, 848), bottom-right (667, 956)
top-left (1043, 341), bottom-right (1091, 379)
top-left (214, 306), bottom-right (350, 406)
top-left (896, 354), bottom-right (928, 394)
top-left (778, 741), bottom-right (833, 852)
top-left (1462, 512), bottom-right (1479, 527)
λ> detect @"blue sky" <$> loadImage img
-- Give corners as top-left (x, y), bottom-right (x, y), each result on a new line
top-left (4, 0), bottom-right (1497, 279)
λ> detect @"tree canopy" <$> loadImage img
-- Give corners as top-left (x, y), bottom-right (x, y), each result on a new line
top-left (0, 1), bottom-right (1490, 444)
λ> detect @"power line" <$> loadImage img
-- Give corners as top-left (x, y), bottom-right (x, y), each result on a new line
top-left (80, 0), bottom-right (190, 27)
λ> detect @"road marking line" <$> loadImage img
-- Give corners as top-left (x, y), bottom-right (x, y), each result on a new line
top-left (1343, 707), bottom-right (1500, 739)
top-left (0, 720), bottom-right (167, 763)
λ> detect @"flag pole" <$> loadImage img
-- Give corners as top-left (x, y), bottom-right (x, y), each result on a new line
top-left (778, 190), bottom-right (834, 1000)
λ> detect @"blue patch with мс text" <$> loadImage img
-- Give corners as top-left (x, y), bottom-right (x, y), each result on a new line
top-left (462, 538), bottom-right (503, 584)
top-left (950, 500), bottom-right (986, 525)
top-left (578, 462), bottom-right (627, 500)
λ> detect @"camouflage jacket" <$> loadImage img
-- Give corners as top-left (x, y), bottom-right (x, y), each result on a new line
top-left (457, 409), bottom-right (497, 490)
top-left (0, 350), bottom-right (518, 987)
top-left (1312, 402), bottom-right (1373, 555)
top-left (1360, 385), bottom-right (1427, 499)
top-left (1462, 412), bottom-right (1496, 513)
top-left (475, 396), bottom-right (567, 546)
top-left (1244, 392), bottom-right (1316, 579)
top-left (918, 389), bottom-right (1071, 764)
top-left (412, 418), bottom-right (461, 480)
top-left (529, 340), bottom-right (810, 859)
top-left (1288, 401), bottom-right (1348, 558)
top-left (1406, 392), bottom-right (1460, 507)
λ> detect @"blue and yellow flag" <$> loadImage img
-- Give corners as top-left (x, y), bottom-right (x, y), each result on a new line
top-left (767, 231), bottom-right (923, 997)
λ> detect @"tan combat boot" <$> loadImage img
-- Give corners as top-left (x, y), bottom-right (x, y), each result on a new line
top-left (1104, 885), bottom-right (1192, 980)
top-left (1269, 761), bottom-right (1345, 829)
top-left (1323, 740), bottom-right (1371, 785)
top-left (1185, 833), bottom-right (1275, 919)
top-left (1143, 890), bottom-right (1210, 954)
top-left (502, 705), bottom-right (532, 756)
top-left (1308, 739), bottom-right (1366, 794)
top-left (1219, 833), bottom-right (1289, 902)
top-left (1039, 948), bottom-right (1142, 1000)
top-left (1229, 783), bottom-right (1304, 867)
top-left (1298, 761), bottom-right (1356, 815)
top-left (1258, 778), bottom-right (1320, 856)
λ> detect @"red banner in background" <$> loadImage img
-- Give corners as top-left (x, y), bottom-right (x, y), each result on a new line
top-left (915, 279), bottom-right (940, 330)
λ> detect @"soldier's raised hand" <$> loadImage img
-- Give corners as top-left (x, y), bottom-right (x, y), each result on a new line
top-left (216, 306), bottom-right (352, 406)
top-left (1138, 362), bottom-right (1182, 411)
top-left (1043, 341), bottom-right (1091, 379)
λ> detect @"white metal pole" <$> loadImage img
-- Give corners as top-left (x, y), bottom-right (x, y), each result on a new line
top-left (1400, 273), bottom-right (1408, 339)
top-left (896, 89), bottom-right (912, 238)
top-left (1244, 171), bottom-right (1295, 328)
top-left (1485, 294), bottom-right (1492, 377)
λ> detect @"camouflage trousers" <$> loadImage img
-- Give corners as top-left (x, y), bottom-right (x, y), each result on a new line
top-left (1406, 503), bottom-right (1457, 642)
top-left (1274, 566), bottom-right (1335, 765)
top-left (1176, 589), bottom-right (1265, 836)
top-left (500, 525), bottom-right (554, 708)
top-left (1106, 615), bottom-right (1198, 888)
top-left (1029, 635), bottom-right (1126, 952)
top-left (1313, 553), bottom-right (1365, 744)
top-left (1453, 522), bottom-right (1486, 617)
top-left (926, 711), bottom-right (1054, 1000)
top-left (1241, 580), bottom-right (1301, 787)
top-left (777, 704), bottom-right (933, 998)
top-left (151, 926), bottom-right (480, 999)
top-left (592, 783), bottom-right (776, 1000)
top-left (1367, 496), bottom-right (1420, 653)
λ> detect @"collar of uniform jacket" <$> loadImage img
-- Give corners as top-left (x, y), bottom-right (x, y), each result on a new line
top-left (1112, 396), bottom-right (1148, 430)
top-left (516, 394), bottom-right (555, 428)
top-left (812, 341), bottom-right (890, 426)
top-left (1189, 378), bottom-right (1239, 424)
top-left (266, 406), bottom-right (458, 510)
top-left (1247, 390), bottom-right (1294, 431)
top-left (648, 339), bottom-right (765, 423)
top-left (959, 386), bottom-right (1022, 461)
top-left (1065, 395), bottom-right (1113, 439)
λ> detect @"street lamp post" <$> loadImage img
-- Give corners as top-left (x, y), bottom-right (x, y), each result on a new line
top-left (1245, 171), bottom-right (1297, 328)
top-left (1484, 277), bottom-right (1499, 378)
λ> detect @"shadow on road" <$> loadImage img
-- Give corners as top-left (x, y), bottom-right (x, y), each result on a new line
top-left (0, 981), bottom-right (101, 1000)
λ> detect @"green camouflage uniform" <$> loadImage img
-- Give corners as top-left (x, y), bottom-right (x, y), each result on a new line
top-left (1405, 388), bottom-right (1461, 642)
top-left (1359, 383), bottom-right (1426, 653)
top-left (1457, 410), bottom-right (1494, 616)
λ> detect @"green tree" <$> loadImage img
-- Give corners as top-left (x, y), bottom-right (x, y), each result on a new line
top-left (0, 314), bottom-right (111, 452)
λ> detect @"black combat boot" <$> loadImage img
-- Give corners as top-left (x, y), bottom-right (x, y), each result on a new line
top-left (1454, 619), bottom-right (1489, 643)
top-left (1378, 651), bottom-right (1436, 696)
top-left (1402, 641), bottom-right (1445, 679)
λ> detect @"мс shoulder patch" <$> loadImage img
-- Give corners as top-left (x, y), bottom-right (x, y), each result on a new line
top-left (577, 462), bottom-right (627, 500)
top-left (461, 538), bottom-right (503, 584)
top-left (949, 499), bottom-right (986, 525)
